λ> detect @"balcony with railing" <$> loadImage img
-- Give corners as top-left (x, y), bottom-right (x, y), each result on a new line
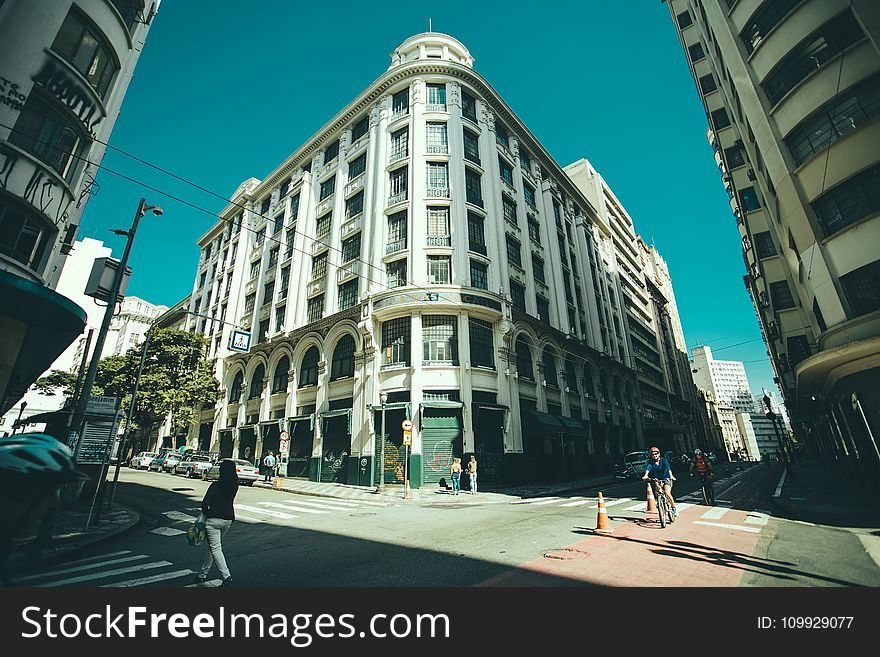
top-left (426, 144), bottom-right (448, 154)
top-left (425, 103), bottom-right (447, 113)
top-left (315, 198), bottom-right (333, 215)
top-left (387, 191), bottom-right (407, 207)
top-left (391, 106), bottom-right (410, 122)
top-left (341, 214), bottom-right (363, 238)
top-left (344, 176), bottom-right (365, 196)
top-left (386, 238), bottom-right (407, 254)
top-left (426, 186), bottom-right (449, 199)
top-left (337, 259), bottom-right (361, 283)
top-left (469, 241), bottom-right (487, 256)
top-left (427, 234), bottom-right (451, 247)
top-left (307, 277), bottom-right (326, 297)
top-left (311, 237), bottom-right (330, 255)
top-left (389, 148), bottom-right (408, 164)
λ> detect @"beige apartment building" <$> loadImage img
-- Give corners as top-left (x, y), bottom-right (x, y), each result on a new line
top-left (664, 0), bottom-right (880, 481)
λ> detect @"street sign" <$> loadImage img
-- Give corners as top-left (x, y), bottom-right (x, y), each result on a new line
top-left (403, 430), bottom-right (412, 446)
top-left (402, 419), bottom-right (413, 431)
top-left (279, 430), bottom-right (290, 456)
top-left (229, 329), bottom-right (251, 353)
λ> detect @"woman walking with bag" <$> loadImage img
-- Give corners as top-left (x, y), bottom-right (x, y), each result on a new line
top-left (196, 459), bottom-right (238, 586)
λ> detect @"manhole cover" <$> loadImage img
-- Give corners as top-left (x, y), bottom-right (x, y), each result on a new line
top-left (542, 548), bottom-right (590, 561)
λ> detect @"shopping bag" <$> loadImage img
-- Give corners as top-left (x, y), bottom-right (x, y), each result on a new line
top-left (186, 513), bottom-right (206, 546)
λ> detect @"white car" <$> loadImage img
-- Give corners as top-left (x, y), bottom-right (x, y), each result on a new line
top-left (161, 453), bottom-right (183, 473)
top-left (175, 454), bottom-right (214, 478)
top-left (131, 452), bottom-right (158, 470)
top-left (203, 458), bottom-right (259, 486)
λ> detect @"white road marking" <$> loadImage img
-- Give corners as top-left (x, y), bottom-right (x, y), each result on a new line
top-left (186, 579), bottom-right (223, 588)
top-left (559, 498), bottom-right (591, 507)
top-left (744, 511), bottom-right (770, 525)
top-left (340, 499), bottom-right (389, 507)
top-left (33, 561), bottom-right (173, 587)
top-left (45, 550), bottom-right (132, 567)
top-left (674, 503), bottom-right (694, 512)
top-left (275, 499), bottom-right (357, 512)
top-left (106, 569), bottom-right (194, 587)
top-left (700, 506), bottom-right (731, 520)
top-left (694, 521), bottom-right (761, 534)
top-left (151, 527), bottom-right (186, 536)
top-left (588, 498), bottom-right (633, 509)
top-left (235, 515), bottom-right (265, 524)
top-left (163, 511), bottom-right (198, 522)
top-left (511, 497), bottom-right (560, 505)
top-left (13, 554), bottom-right (147, 583)
top-left (235, 504), bottom-right (298, 519)
top-left (259, 501), bottom-right (328, 515)
top-left (302, 499), bottom-right (361, 507)
top-left (624, 502), bottom-right (649, 512)
top-left (773, 470), bottom-right (787, 498)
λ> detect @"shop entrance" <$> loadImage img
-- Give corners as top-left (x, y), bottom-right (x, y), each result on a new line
top-left (286, 417), bottom-right (312, 478)
top-left (320, 413), bottom-right (350, 483)
top-left (238, 427), bottom-right (256, 463)
top-left (473, 406), bottom-right (505, 484)
top-left (218, 430), bottom-right (233, 458)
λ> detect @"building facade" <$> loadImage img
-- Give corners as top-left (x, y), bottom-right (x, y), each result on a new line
top-left (185, 33), bottom-right (703, 487)
top-left (664, 0), bottom-right (880, 481)
top-left (691, 345), bottom-right (758, 412)
top-left (0, 0), bottom-right (159, 414)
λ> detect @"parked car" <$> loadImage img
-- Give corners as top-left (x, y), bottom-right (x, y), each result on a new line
top-left (161, 452), bottom-right (183, 473)
top-left (203, 458), bottom-right (259, 486)
top-left (131, 452), bottom-right (158, 470)
top-left (622, 450), bottom-right (650, 479)
top-left (148, 452), bottom-right (172, 472)
top-left (175, 454), bottom-right (214, 478)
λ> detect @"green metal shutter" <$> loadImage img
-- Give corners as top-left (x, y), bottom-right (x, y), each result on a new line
top-left (320, 415), bottom-right (350, 483)
top-left (473, 408), bottom-right (504, 483)
top-left (287, 419), bottom-right (311, 478)
top-left (421, 409), bottom-right (462, 485)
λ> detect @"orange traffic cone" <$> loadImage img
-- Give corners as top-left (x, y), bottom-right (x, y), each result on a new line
top-left (646, 481), bottom-right (657, 512)
top-left (404, 479), bottom-right (412, 500)
top-left (595, 492), bottom-right (612, 533)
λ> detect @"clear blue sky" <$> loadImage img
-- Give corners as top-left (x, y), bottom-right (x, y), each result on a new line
top-left (79, 0), bottom-right (777, 397)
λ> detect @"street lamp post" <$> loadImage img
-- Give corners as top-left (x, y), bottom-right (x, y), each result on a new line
top-left (377, 391), bottom-right (388, 493)
top-left (14, 401), bottom-right (27, 434)
top-left (69, 198), bottom-right (163, 455)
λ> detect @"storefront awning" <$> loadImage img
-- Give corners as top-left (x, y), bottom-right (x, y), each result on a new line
top-left (475, 403), bottom-right (509, 412)
top-left (320, 408), bottom-right (352, 433)
top-left (556, 415), bottom-right (589, 440)
top-left (420, 400), bottom-right (464, 409)
top-left (289, 414), bottom-right (315, 430)
top-left (520, 409), bottom-right (563, 433)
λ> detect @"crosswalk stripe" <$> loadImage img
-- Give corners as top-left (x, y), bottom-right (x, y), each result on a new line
top-left (235, 504), bottom-right (297, 519)
top-left (106, 569), bottom-right (194, 588)
top-left (235, 515), bottom-right (265, 524)
top-left (588, 498), bottom-right (633, 508)
top-left (163, 511), bottom-right (198, 522)
top-left (45, 550), bottom-right (132, 567)
top-left (624, 502), bottom-right (648, 511)
top-left (259, 501), bottom-right (328, 515)
top-left (694, 521), bottom-right (761, 534)
top-left (151, 527), bottom-right (186, 536)
top-left (186, 579), bottom-right (223, 588)
top-left (343, 499), bottom-right (389, 507)
top-left (34, 561), bottom-right (173, 587)
top-left (700, 506), bottom-right (730, 520)
top-left (278, 499), bottom-right (363, 511)
top-left (13, 554), bottom-right (148, 583)
top-left (511, 497), bottom-right (560, 505)
top-left (559, 499), bottom-right (591, 507)
top-left (303, 499), bottom-right (361, 507)
top-left (744, 512), bottom-right (770, 525)
top-left (675, 503), bottom-right (694, 512)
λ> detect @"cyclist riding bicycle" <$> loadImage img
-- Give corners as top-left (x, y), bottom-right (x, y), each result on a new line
top-left (689, 449), bottom-right (714, 479)
top-left (641, 447), bottom-right (678, 518)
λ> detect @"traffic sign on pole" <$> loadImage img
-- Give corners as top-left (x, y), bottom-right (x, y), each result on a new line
top-left (402, 419), bottom-right (413, 431)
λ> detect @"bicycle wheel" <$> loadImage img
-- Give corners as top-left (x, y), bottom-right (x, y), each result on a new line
top-left (701, 481), bottom-right (710, 506)
top-left (657, 492), bottom-right (668, 528)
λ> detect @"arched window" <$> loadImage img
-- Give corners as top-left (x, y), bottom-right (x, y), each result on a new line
top-left (272, 356), bottom-right (290, 393)
top-left (331, 335), bottom-right (356, 380)
top-left (515, 337), bottom-right (533, 381)
top-left (298, 346), bottom-right (320, 388)
top-left (248, 364), bottom-right (265, 399)
top-left (542, 348), bottom-right (558, 388)
top-left (229, 372), bottom-right (243, 402)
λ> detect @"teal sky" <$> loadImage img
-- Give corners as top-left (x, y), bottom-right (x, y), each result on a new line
top-left (79, 0), bottom-right (778, 397)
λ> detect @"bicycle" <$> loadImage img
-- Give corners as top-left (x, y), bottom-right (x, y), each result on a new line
top-left (695, 471), bottom-right (715, 506)
top-left (650, 478), bottom-right (675, 528)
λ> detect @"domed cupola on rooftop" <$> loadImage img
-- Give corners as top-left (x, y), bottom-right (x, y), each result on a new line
top-left (388, 32), bottom-right (474, 70)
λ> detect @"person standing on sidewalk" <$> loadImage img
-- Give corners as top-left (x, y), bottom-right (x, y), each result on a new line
top-left (467, 455), bottom-right (478, 495)
top-left (450, 458), bottom-right (462, 495)
top-left (196, 459), bottom-right (238, 586)
top-left (263, 451), bottom-right (276, 483)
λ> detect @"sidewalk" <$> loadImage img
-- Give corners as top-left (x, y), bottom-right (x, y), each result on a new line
top-left (770, 460), bottom-right (880, 529)
top-left (7, 503), bottom-right (140, 572)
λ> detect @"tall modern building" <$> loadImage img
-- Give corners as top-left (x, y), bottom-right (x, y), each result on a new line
top-left (664, 0), bottom-right (880, 477)
top-left (0, 0), bottom-right (160, 414)
top-left (691, 345), bottom-right (757, 412)
top-left (185, 33), bottom-right (703, 487)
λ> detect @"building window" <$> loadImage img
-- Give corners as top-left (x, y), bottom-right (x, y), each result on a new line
top-left (495, 123), bottom-right (509, 148)
top-left (311, 252), bottom-right (328, 279)
top-left (676, 10), bottom-right (693, 29)
top-left (724, 145), bottom-right (746, 168)
top-left (392, 88), bottom-right (409, 116)
top-left (390, 127), bottom-right (409, 161)
top-left (467, 212), bottom-right (486, 254)
top-left (348, 153), bottom-right (367, 179)
top-left (506, 236), bottom-right (522, 268)
top-left (527, 216), bottom-right (541, 244)
top-left (352, 116), bottom-right (369, 141)
top-left (711, 108), bottom-right (731, 130)
top-left (787, 335), bottom-right (812, 368)
top-left (840, 259), bottom-right (880, 317)
top-left (463, 129), bottom-right (480, 164)
top-left (338, 278), bottom-right (358, 310)
top-left (426, 162), bottom-right (449, 193)
top-left (426, 83), bottom-right (446, 110)
top-left (324, 139), bottom-right (340, 164)
top-left (739, 186), bottom-right (761, 212)
top-left (272, 356), bottom-right (290, 393)
top-left (290, 194), bottom-right (300, 221)
top-left (0, 197), bottom-right (52, 272)
top-left (263, 280), bottom-right (274, 305)
top-left (740, 0), bottom-right (806, 54)
top-left (306, 295), bottom-right (324, 323)
top-left (386, 258), bottom-right (407, 288)
top-left (229, 372), bottom-right (243, 402)
top-left (268, 247), bottom-right (279, 268)
top-left (469, 318), bottom-right (494, 368)
top-left (331, 196), bottom-right (353, 225)
top-left (382, 317), bottom-right (411, 366)
top-left (316, 213), bottom-right (331, 240)
top-left (502, 196), bottom-right (518, 226)
top-left (299, 347), bottom-right (320, 387)
top-left (510, 280), bottom-right (526, 312)
top-left (786, 75), bottom-right (880, 167)
top-left (275, 304), bottom-right (286, 333)
top-left (754, 231), bottom-right (777, 258)
top-left (470, 260), bottom-right (488, 290)
top-left (462, 91), bottom-right (478, 122)
top-left (52, 9), bottom-right (119, 98)
top-left (423, 315), bottom-right (458, 363)
top-left (249, 364), bottom-right (265, 399)
top-left (811, 164), bottom-right (880, 237)
top-left (499, 157), bottom-right (514, 185)
top-left (319, 177), bottom-right (336, 201)
top-left (331, 335), bottom-right (356, 380)
top-left (536, 295), bottom-right (550, 323)
top-left (387, 211), bottom-right (407, 251)
top-left (9, 95), bottom-right (83, 181)
top-left (426, 122), bottom-right (448, 153)
top-left (260, 198), bottom-right (271, 216)
top-left (389, 166), bottom-right (408, 202)
top-left (426, 207), bottom-right (450, 246)
top-left (465, 168), bottom-right (483, 206)
top-left (688, 42), bottom-right (706, 62)
top-left (543, 348), bottom-right (559, 388)
top-left (244, 293), bottom-right (256, 314)
top-left (769, 280), bottom-right (796, 310)
top-left (523, 184), bottom-right (536, 208)
top-left (341, 233), bottom-right (361, 262)
top-left (515, 337), bottom-right (533, 380)
top-left (427, 255), bottom-right (451, 284)
top-left (699, 73), bottom-right (718, 94)
top-left (762, 11), bottom-right (864, 106)
top-left (519, 151), bottom-right (531, 171)
top-left (532, 254), bottom-right (545, 284)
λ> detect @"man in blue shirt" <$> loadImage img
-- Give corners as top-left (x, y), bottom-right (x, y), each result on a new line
top-left (642, 447), bottom-right (678, 519)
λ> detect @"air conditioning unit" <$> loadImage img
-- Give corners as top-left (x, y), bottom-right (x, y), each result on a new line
top-left (541, 380), bottom-right (547, 387)
top-left (513, 372), bottom-right (519, 379)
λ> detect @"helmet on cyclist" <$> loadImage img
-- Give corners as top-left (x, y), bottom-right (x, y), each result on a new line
top-left (694, 449), bottom-right (703, 456)
top-left (648, 446), bottom-right (660, 454)
top-left (0, 433), bottom-right (87, 488)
